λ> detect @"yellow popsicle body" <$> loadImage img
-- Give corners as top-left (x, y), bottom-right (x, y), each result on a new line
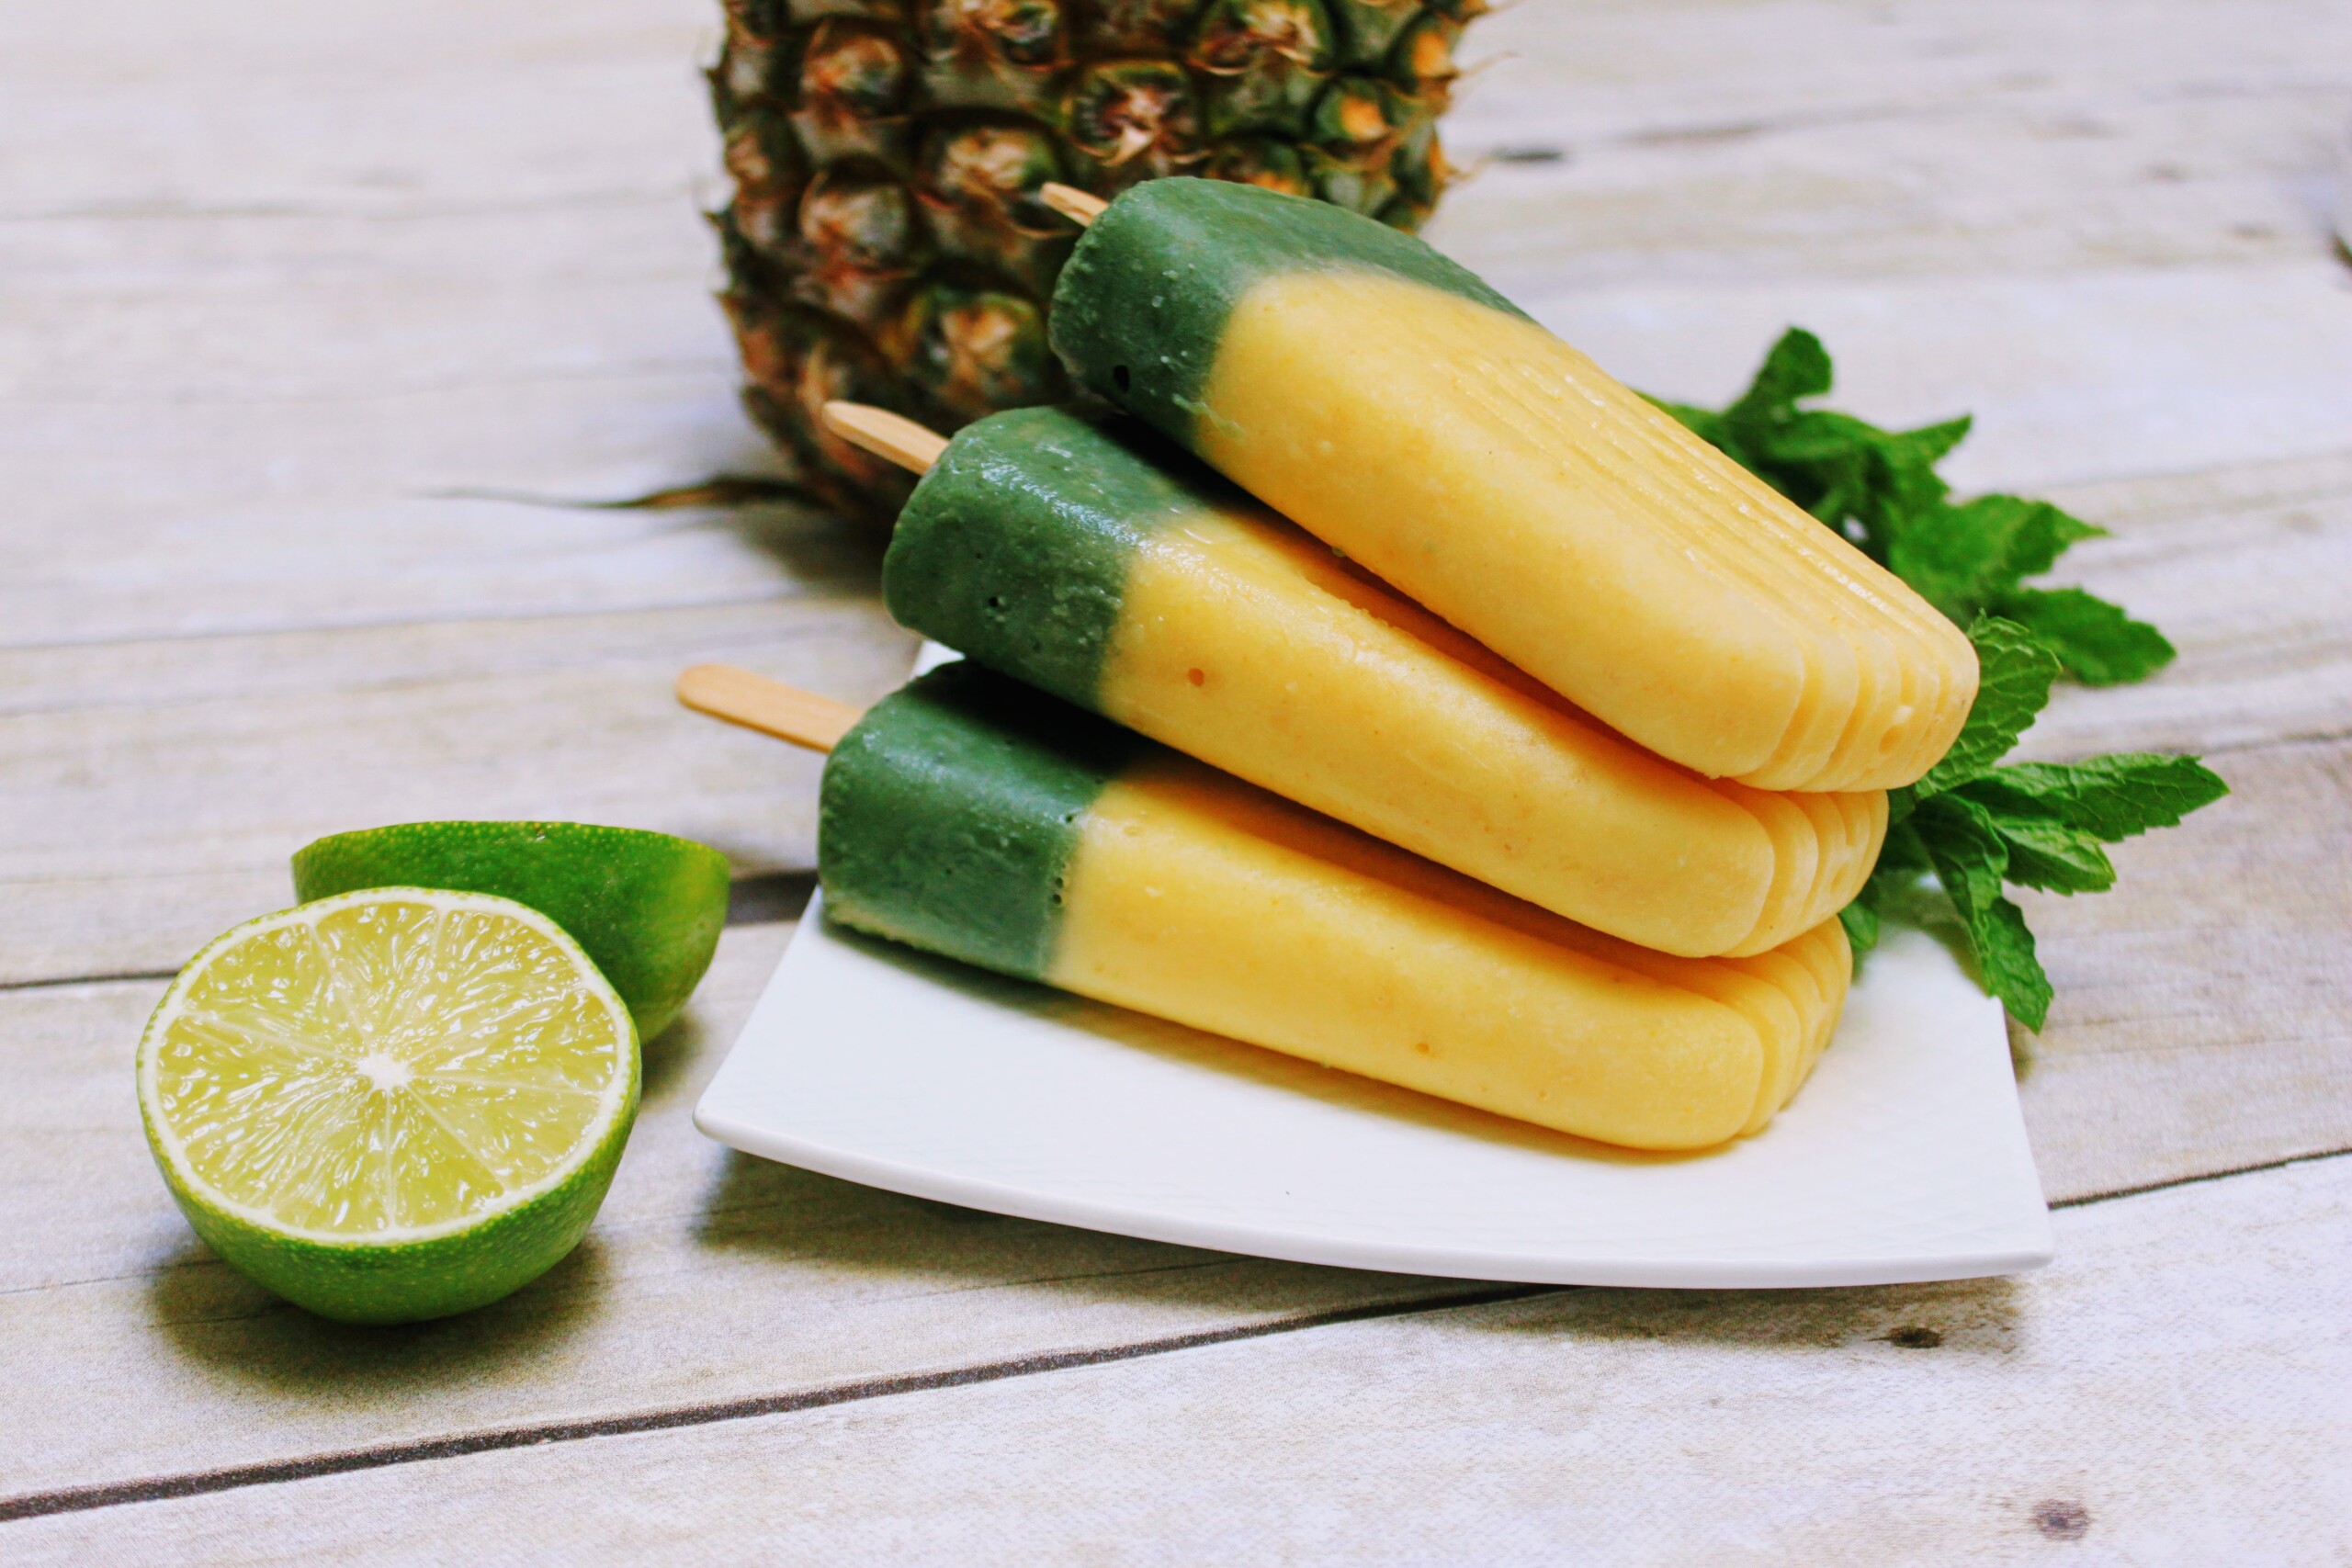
top-left (1199, 272), bottom-right (1976, 790)
top-left (1046, 181), bottom-right (1980, 791)
top-left (885, 406), bottom-right (1885, 957)
top-left (1051, 754), bottom-right (1851, 1151)
top-left (820, 667), bottom-right (1852, 1153)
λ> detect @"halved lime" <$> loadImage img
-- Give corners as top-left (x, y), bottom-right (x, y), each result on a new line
top-left (137, 888), bottom-right (640, 1325)
top-left (291, 820), bottom-right (730, 1042)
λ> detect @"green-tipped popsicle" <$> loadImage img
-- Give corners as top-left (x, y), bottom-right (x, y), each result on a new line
top-left (1036, 177), bottom-right (1980, 794)
top-left (677, 660), bottom-right (1852, 1150)
top-left (821, 399), bottom-right (1883, 960)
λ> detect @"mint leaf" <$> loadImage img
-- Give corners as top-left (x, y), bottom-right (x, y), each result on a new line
top-left (1887, 497), bottom-right (2040, 619)
top-left (1838, 819), bottom-right (1933, 958)
top-left (1913, 795), bottom-right (2007, 918)
top-left (1956, 896), bottom-right (2051, 1032)
top-left (1965, 754), bottom-right (2230, 840)
top-left (1992, 586), bottom-right (2177, 685)
top-left (1660, 331), bottom-right (2223, 1030)
top-left (1838, 897), bottom-right (1881, 955)
top-left (1888, 495), bottom-right (2109, 621)
top-left (1915, 618), bottom-right (2061, 796)
top-left (1725, 326), bottom-right (1832, 424)
top-left (1663, 330), bottom-right (2128, 646)
top-left (1913, 795), bottom-right (2053, 1029)
top-left (1990, 498), bottom-right (2106, 581)
top-left (1973, 803), bottom-right (2117, 894)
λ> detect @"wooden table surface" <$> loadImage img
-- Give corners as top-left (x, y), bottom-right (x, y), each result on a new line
top-left (6, 1), bottom-right (2349, 1560)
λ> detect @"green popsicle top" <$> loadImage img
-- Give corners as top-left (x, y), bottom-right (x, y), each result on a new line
top-left (817, 660), bottom-right (1146, 981)
top-left (883, 403), bottom-right (1247, 709)
top-left (1047, 178), bottom-right (1526, 447)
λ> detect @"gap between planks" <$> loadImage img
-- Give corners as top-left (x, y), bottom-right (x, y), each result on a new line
top-left (0, 1284), bottom-right (1551, 1524)
top-left (8, 1147), bottom-right (2346, 1529)
top-left (0, 874), bottom-right (819, 996)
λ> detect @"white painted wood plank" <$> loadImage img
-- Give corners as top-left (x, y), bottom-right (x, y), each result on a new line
top-left (0, 925), bottom-right (1471, 1500)
top-left (0, 732), bottom-right (2342, 1498)
top-left (19, 1156), bottom-right (2345, 1563)
top-left (1531, 270), bottom-right (2352, 498)
top-left (10, 443), bottom-right (2341, 987)
top-left (2028, 454), bottom-right (2352, 758)
top-left (0, 0), bottom-right (2345, 1528)
top-left (1436, 0), bottom-right (2352, 294)
top-left (0, 0), bottom-right (769, 657)
top-left (0, 601), bottom-right (913, 985)
top-left (2016, 737), bottom-right (2352, 1200)
top-left (0, 0), bottom-right (715, 216)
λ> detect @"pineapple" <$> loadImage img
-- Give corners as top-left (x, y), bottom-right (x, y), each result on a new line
top-left (711, 0), bottom-right (1481, 518)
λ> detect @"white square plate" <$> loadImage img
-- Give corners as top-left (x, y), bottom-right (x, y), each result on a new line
top-left (698, 643), bottom-right (2051, 1289)
top-left (695, 898), bottom-right (2053, 1290)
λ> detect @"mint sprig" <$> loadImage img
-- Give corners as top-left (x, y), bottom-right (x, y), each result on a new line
top-left (1654, 328), bottom-right (2175, 685)
top-left (1844, 618), bottom-right (2224, 1028)
top-left (1659, 333), bottom-right (2228, 1029)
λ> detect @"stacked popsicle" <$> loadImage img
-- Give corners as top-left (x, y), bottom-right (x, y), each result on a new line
top-left (772, 180), bottom-right (1977, 1151)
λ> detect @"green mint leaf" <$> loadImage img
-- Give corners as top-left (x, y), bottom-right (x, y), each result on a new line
top-left (1973, 802), bottom-right (2117, 894)
top-left (1884, 496), bottom-right (2108, 623)
top-left (1838, 897), bottom-right (1881, 956)
top-left (1958, 896), bottom-right (2052, 1032)
top-left (1913, 794), bottom-right (2053, 1029)
top-left (1877, 816), bottom-right (1933, 873)
top-left (1669, 329), bottom-right (2210, 1032)
top-left (1992, 497), bottom-right (2106, 581)
top-left (1725, 327), bottom-right (1833, 425)
top-left (1992, 586), bottom-right (2177, 685)
top-left (1887, 498), bottom-right (2037, 619)
top-left (1966, 753), bottom-right (2230, 840)
top-left (1766, 411), bottom-right (1965, 561)
top-left (1915, 617), bottom-right (2061, 797)
top-left (1913, 794), bottom-right (2008, 916)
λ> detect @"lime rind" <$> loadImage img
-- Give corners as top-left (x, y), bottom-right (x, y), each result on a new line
top-left (149, 1119), bottom-right (634, 1325)
top-left (137, 888), bottom-right (640, 1324)
top-left (289, 820), bottom-right (730, 1043)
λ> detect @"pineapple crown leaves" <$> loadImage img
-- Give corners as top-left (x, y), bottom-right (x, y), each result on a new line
top-left (1658, 333), bottom-right (2228, 1031)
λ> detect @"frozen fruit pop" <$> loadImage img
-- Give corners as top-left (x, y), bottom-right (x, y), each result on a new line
top-left (741, 660), bottom-right (1849, 1152)
top-left (1044, 178), bottom-right (1979, 793)
top-left (835, 400), bottom-right (1883, 960)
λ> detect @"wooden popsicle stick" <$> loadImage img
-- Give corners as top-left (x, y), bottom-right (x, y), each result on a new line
top-left (820, 401), bottom-right (949, 474)
top-left (1039, 182), bottom-right (1107, 227)
top-left (676, 663), bottom-right (862, 754)
top-left (820, 401), bottom-right (947, 475)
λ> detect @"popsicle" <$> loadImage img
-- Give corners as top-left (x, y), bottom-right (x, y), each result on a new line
top-left (827, 399), bottom-right (1884, 959)
top-left (1040, 177), bottom-right (1979, 793)
top-left (681, 660), bottom-right (1851, 1151)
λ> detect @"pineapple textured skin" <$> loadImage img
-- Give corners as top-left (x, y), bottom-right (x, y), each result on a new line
top-left (712, 0), bottom-right (1479, 519)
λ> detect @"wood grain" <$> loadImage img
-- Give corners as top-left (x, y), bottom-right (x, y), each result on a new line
top-left (0, 602), bottom-right (912, 986)
top-left (1436, 0), bottom-right (2352, 293)
top-left (0, 924), bottom-right (1473, 1501)
top-left (2028, 453), bottom-right (2352, 758)
top-left (1532, 267), bottom-right (2352, 499)
top-left (4, 0), bottom-right (2349, 1544)
top-left (2018, 737), bottom-right (2352, 1199)
top-left (17, 1155), bottom-right (2345, 1561)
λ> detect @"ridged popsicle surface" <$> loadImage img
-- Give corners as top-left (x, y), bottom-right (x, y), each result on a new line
top-left (1048, 179), bottom-right (1978, 791)
top-left (886, 406), bottom-right (1883, 956)
top-left (820, 665), bottom-right (1851, 1150)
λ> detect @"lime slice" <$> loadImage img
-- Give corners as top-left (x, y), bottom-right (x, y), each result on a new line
top-left (137, 888), bottom-right (640, 1325)
top-left (291, 820), bottom-right (730, 1042)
